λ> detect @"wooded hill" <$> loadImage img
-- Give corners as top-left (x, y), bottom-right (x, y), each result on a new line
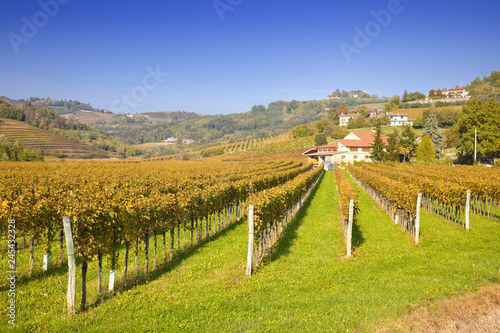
top-left (0, 98), bottom-right (118, 158)
top-left (91, 96), bottom-right (386, 146)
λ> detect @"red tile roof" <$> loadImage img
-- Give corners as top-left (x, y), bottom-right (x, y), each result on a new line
top-left (339, 113), bottom-right (362, 118)
top-left (309, 151), bottom-right (344, 156)
top-left (341, 132), bottom-right (388, 146)
top-left (316, 142), bottom-right (338, 149)
top-left (443, 88), bottom-right (466, 92)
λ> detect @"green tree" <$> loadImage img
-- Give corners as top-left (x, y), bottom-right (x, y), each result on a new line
top-left (444, 124), bottom-right (459, 149)
top-left (347, 115), bottom-right (368, 129)
top-left (384, 95), bottom-right (401, 112)
top-left (399, 125), bottom-right (417, 162)
top-left (327, 108), bottom-right (338, 122)
top-left (291, 124), bottom-right (312, 138)
top-left (251, 105), bottom-right (267, 113)
top-left (314, 133), bottom-right (328, 146)
top-left (385, 129), bottom-right (399, 161)
top-left (325, 124), bottom-right (349, 139)
top-left (0, 134), bottom-right (12, 157)
top-left (421, 107), bottom-right (444, 158)
top-left (416, 135), bottom-right (436, 165)
top-left (313, 119), bottom-right (328, 133)
top-left (407, 91), bottom-right (426, 101)
top-left (369, 120), bottom-right (386, 162)
top-left (429, 89), bottom-right (436, 97)
top-left (377, 114), bottom-right (391, 126)
top-left (402, 89), bottom-right (408, 102)
top-left (10, 141), bottom-right (24, 161)
top-left (438, 108), bottom-right (460, 128)
top-left (337, 102), bottom-right (348, 114)
top-left (457, 97), bottom-right (500, 162)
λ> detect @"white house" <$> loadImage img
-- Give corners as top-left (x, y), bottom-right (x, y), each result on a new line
top-left (303, 131), bottom-right (388, 169)
top-left (386, 113), bottom-right (412, 126)
top-left (429, 88), bottom-right (469, 98)
top-left (442, 88), bottom-right (469, 98)
top-left (339, 113), bottom-right (362, 127)
top-left (164, 137), bottom-right (177, 145)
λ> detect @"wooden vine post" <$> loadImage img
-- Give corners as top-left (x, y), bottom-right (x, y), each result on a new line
top-left (63, 216), bottom-right (76, 315)
top-left (415, 193), bottom-right (422, 244)
top-left (347, 199), bottom-right (354, 257)
top-left (465, 190), bottom-right (470, 231)
top-left (245, 205), bottom-right (255, 277)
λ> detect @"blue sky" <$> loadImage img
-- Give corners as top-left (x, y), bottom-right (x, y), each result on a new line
top-left (1, 0), bottom-right (499, 115)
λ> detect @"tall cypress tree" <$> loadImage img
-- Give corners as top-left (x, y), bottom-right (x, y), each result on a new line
top-left (385, 129), bottom-right (399, 161)
top-left (369, 120), bottom-right (386, 162)
top-left (399, 125), bottom-right (417, 162)
top-left (422, 106), bottom-right (444, 158)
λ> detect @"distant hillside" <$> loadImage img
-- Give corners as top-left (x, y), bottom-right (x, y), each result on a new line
top-left (466, 70), bottom-right (500, 101)
top-left (0, 118), bottom-right (110, 158)
top-left (62, 110), bottom-right (116, 125)
top-left (0, 98), bottom-right (125, 157)
top-left (91, 97), bottom-right (386, 146)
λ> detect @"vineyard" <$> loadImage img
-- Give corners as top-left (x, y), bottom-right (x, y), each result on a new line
top-left (0, 157), bottom-right (318, 312)
top-left (147, 134), bottom-right (315, 161)
top-left (349, 162), bottom-right (499, 223)
top-left (1, 159), bottom-right (499, 331)
top-left (0, 118), bottom-right (107, 158)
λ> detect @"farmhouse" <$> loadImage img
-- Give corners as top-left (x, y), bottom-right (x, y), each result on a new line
top-left (303, 131), bottom-right (388, 169)
top-left (339, 113), bottom-right (362, 127)
top-left (386, 113), bottom-right (412, 126)
top-left (164, 137), bottom-right (177, 144)
top-left (429, 88), bottom-right (469, 98)
top-left (182, 139), bottom-right (194, 144)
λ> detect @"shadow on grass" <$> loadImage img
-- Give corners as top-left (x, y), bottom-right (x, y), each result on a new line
top-left (351, 219), bottom-right (365, 251)
top-left (84, 217), bottom-right (244, 311)
top-left (259, 173), bottom-right (324, 269)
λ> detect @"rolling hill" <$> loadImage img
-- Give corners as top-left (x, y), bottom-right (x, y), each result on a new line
top-left (0, 118), bottom-right (111, 158)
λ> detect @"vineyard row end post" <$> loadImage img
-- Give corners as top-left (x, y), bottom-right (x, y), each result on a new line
top-left (415, 193), bottom-right (422, 244)
top-left (245, 205), bottom-right (255, 277)
top-left (466, 190), bottom-right (470, 231)
top-left (347, 199), bottom-right (354, 257)
top-left (63, 216), bottom-right (76, 315)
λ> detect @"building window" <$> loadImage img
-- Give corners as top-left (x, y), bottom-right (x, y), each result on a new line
top-left (354, 155), bottom-right (358, 159)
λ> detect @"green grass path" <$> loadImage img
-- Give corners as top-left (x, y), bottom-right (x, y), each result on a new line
top-left (5, 171), bottom-right (500, 332)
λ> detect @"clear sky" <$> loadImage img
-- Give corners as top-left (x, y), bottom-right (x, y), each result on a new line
top-left (1, 0), bottom-right (499, 115)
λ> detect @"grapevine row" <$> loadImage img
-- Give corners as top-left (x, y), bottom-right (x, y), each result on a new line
top-left (334, 168), bottom-right (359, 246)
top-left (0, 159), bottom-right (313, 311)
top-left (348, 163), bottom-right (419, 238)
top-left (357, 163), bottom-right (499, 223)
top-left (247, 166), bottom-right (323, 268)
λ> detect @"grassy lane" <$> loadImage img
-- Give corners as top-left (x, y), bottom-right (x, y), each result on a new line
top-left (5, 171), bottom-right (500, 332)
